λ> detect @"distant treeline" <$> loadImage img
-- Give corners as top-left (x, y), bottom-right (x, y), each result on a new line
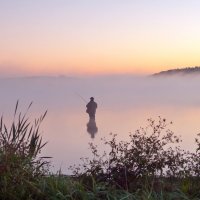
top-left (153, 66), bottom-right (200, 76)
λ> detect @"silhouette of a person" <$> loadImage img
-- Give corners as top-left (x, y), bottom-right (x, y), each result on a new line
top-left (86, 97), bottom-right (97, 119)
top-left (87, 118), bottom-right (98, 139)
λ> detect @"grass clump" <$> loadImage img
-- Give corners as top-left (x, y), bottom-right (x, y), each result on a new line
top-left (0, 101), bottom-right (48, 200)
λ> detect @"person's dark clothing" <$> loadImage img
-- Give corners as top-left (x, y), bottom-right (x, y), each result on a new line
top-left (86, 100), bottom-right (97, 119)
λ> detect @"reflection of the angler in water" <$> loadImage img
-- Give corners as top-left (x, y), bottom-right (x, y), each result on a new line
top-left (87, 118), bottom-right (98, 139)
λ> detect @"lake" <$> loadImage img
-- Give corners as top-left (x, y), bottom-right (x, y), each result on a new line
top-left (0, 75), bottom-right (200, 173)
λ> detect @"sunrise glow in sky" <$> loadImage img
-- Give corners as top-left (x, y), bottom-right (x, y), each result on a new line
top-left (1, 0), bottom-right (200, 76)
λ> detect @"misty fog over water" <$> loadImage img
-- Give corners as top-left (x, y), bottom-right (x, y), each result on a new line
top-left (0, 75), bottom-right (200, 173)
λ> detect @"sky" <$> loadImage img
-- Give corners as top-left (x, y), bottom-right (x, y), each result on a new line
top-left (1, 0), bottom-right (200, 76)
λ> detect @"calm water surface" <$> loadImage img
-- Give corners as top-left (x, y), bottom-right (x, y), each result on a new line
top-left (0, 76), bottom-right (200, 173)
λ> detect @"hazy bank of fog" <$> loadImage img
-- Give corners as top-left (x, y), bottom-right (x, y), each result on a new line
top-left (0, 75), bottom-right (200, 111)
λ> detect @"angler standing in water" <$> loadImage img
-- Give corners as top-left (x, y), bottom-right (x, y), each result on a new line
top-left (86, 97), bottom-right (97, 119)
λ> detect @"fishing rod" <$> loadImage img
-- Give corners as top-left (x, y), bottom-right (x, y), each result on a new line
top-left (74, 92), bottom-right (87, 103)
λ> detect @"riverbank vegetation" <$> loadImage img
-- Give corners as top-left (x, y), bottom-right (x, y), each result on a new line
top-left (0, 103), bottom-right (200, 199)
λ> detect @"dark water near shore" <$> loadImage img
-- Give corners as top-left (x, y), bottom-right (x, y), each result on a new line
top-left (0, 75), bottom-right (200, 173)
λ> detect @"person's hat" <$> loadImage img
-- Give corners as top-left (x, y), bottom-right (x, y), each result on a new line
top-left (90, 97), bottom-right (94, 100)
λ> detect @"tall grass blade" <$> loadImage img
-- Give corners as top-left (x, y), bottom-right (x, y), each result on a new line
top-left (14, 100), bottom-right (19, 117)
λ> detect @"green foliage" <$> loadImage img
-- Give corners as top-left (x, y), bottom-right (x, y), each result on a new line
top-left (35, 175), bottom-right (200, 200)
top-left (37, 175), bottom-right (137, 200)
top-left (0, 101), bottom-right (48, 199)
top-left (71, 117), bottom-right (200, 197)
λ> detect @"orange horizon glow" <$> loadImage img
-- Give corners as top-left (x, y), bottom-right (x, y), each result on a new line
top-left (1, 54), bottom-right (200, 77)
